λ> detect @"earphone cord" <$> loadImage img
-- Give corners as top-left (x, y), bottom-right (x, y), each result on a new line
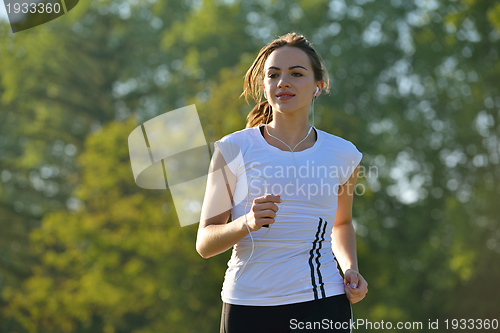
top-left (234, 96), bottom-right (316, 281)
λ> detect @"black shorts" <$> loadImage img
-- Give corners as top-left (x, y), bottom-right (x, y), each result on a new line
top-left (220, 293), bottom-right (352, 333)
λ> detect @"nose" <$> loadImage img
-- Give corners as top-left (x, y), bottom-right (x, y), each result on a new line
top-left (277, 76), bottom-right (291, 89)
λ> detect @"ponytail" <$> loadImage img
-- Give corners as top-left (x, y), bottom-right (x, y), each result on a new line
top-left (245, 101), bottom-right (273, 129)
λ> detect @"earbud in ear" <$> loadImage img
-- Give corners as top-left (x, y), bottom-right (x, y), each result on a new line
top-left (264, 90), bottom-right (268, 100)
top-left (315, 87), bottom-right (319, 97)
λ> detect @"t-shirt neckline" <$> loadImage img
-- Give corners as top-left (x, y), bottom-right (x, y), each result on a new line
top-left (254, 124), bottom-right (322, 156)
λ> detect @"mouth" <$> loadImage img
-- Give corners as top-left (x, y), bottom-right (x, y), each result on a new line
top-left (276, 92), bottom-right (295, 100)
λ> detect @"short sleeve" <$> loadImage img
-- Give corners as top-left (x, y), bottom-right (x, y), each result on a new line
top-left (340, 143), bottom-right (363, 185)
top-left (213, 137), bottom-right (243, 177)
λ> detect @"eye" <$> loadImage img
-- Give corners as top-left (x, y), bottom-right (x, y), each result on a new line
top-left (292, 72), bottom-right (303, 77)
top-left (268, 73), bottom-right (278, 78)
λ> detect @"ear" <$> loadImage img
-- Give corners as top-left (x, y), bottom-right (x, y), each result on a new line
top-left (315, 81), bottom-right (325, 97)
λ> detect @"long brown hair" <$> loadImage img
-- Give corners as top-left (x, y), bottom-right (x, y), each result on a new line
top-left (242, 32), bottom-right (330, 128)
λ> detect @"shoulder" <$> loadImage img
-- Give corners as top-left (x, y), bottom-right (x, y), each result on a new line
top-left (217, 126), bottom-right (257, 144)
top-left (214, 127), bottom-right (258, 161)
top-left (318, 129), bottom-right (360, 152)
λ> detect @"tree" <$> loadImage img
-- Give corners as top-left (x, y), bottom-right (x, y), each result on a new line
top-left (1, 0), bottom-right (499, 331)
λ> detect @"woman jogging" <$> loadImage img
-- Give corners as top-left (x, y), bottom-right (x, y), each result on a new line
top-left (196, 32), bottom-right (368, 333)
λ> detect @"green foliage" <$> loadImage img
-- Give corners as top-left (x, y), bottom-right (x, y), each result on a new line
top-left (1, 0), bottom-right (499, 331)
top-left (3, 120), bottom-right (229, 332)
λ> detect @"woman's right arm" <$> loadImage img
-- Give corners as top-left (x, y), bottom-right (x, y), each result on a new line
top-left (196, 147), bottom-right (280, 259)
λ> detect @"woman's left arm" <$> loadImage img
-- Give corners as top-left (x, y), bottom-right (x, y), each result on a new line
top-left (331, 163), bottom-right (368, 304)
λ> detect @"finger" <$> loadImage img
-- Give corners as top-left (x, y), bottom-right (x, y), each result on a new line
top-left (254, 196), bottom-right (280, 206)
top-left (263, 202), bottom-right (279, 213)
top-left (354, 274), bottom-right (368, 292)
top-left (258, 202), bottom-right (280, 213)
top-left (346, 288), bottom-right (363, 302)
top-left (357, 278), bottom-right (367, 291)
top-left (260, 213), bottom-right (275, 221)
top-left (258, 218), bottom-right (275, 226)
top-left (344, 286), bottom-right (351, 299)
top-left (264, 194), bottom-right (282, 203)
top-left (344, 272), bottom-right (354, 286)
top-left (344, 289), bottom-right (357, 304)
top-left (345, 283), bottom-right (358, 295)
top-left (256, 209), bottom-right (276, 218)
top-left (347, 288), bottom-right (367, 304)
top-left (350, 274), bottom-right (359, 290)
top-left (349, 289), bottom-right (364, 299)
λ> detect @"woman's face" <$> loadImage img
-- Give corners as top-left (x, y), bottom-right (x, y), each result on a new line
top-left (263, 46), bottom-right (322, 116)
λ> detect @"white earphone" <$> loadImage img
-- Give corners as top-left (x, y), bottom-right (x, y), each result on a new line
top-left (314, 86), bottom-right (319, 97)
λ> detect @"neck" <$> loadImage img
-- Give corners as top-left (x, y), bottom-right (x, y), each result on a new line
top-left (263, 98), bottom-right (317, 151)
top-left (264, 121), bottom-right (315, 152)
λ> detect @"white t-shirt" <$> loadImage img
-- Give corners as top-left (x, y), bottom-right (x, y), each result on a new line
top-left (213, 124), bottom-right (363, 306)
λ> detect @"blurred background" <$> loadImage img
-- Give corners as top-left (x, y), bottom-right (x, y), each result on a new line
top-left (1, 0), bottom-right (499, 332)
